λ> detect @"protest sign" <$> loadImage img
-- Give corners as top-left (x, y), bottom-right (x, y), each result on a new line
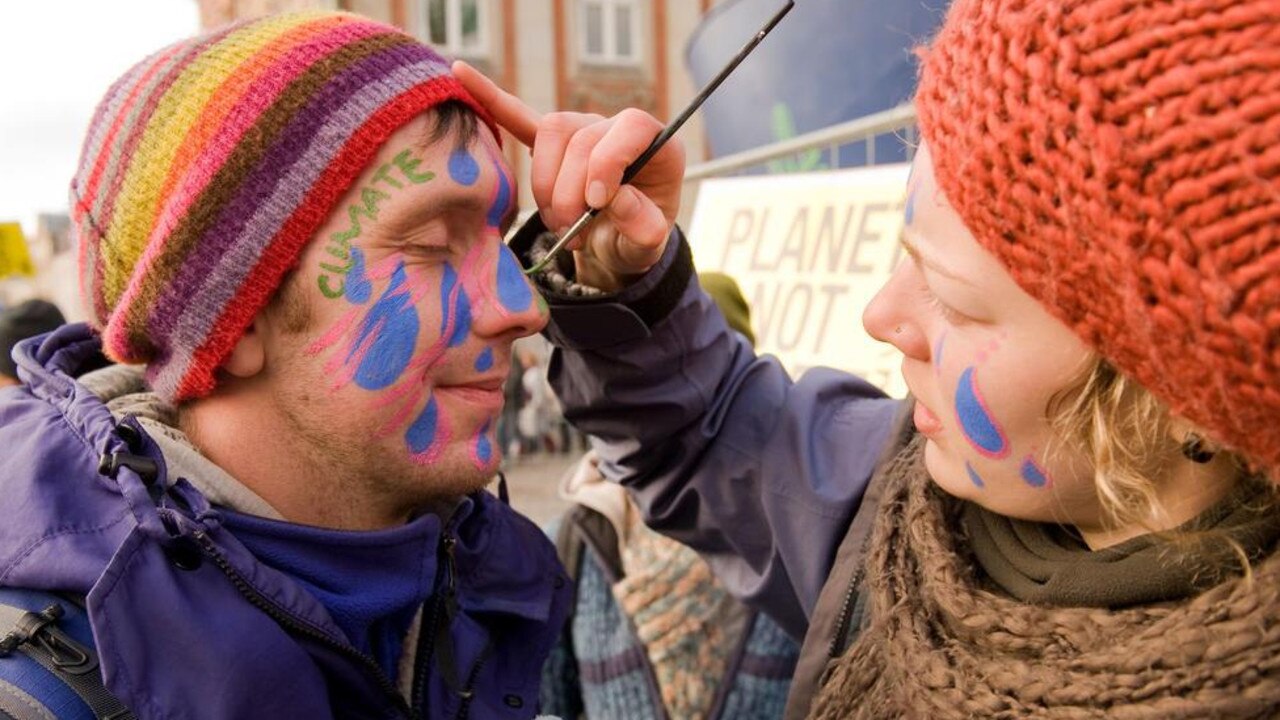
top-left (689, 165), bottom-right (910, 396)
top-left (0, 223), bottom-right (34, 279)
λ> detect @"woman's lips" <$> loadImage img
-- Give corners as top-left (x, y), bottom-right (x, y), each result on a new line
top-left (913, 399), bottom-right (945, 436)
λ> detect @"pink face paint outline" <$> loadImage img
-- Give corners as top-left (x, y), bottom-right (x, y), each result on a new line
top-left (307, 217), bottom-right (477, 463)
top-left (457, 141), bottom-right (521, 325)
top-left (305, 142), bottom-right (527, 465)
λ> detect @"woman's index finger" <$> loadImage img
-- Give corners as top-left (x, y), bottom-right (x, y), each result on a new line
top-left (453, 60), bottom-right (540, 148)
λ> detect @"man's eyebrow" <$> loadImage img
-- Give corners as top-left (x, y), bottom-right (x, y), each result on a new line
top-left (383, 191), bottom-right (488, 235)
top-left (899, 231), bottom-right (971, 285)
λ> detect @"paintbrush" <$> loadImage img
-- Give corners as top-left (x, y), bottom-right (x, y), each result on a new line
top-left (522, 0), bottom-right (797, 276)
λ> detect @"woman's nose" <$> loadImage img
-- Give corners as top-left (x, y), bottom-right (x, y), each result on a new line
top-left (862, 262), bottom-right (929, 360)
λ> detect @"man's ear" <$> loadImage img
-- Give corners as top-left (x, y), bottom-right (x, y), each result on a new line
top-left (224, 318), bottom-right (267, 378)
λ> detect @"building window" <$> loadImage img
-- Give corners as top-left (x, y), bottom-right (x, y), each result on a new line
top-left (580, 0), bottom-right (641, 65)
top-left (425, 0), bottom-right (489, 57)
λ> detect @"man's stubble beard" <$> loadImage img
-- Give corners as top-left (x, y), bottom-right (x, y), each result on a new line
top-left (273, 367), bottom-right (496, 520)
top-left (266, 279), bottom-right (494, 522)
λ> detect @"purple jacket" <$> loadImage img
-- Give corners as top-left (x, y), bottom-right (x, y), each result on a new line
top-left (0, 324), bottom-right (571, 720)
top-left (518, 225), bottom-right (902, 641)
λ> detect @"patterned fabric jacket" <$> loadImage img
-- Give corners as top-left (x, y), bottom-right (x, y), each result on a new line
top-left (540, 497), bottom-right (800, 720)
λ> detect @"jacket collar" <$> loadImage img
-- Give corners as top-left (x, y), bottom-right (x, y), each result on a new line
top-left (3, 324), bottom-right (565, 627)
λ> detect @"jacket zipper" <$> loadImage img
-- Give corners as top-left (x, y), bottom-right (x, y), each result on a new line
top-left (827, 564), bottom-right (866, 660)
top-left (411, 532), bottom-right (458, 713)
top-left (452, 639), bottom-right (496, 720)
top-left (194, 532), bottom-right (417, 720)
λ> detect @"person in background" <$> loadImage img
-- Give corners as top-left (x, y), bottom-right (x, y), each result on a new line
top-left (0, 12), bottom-right (570, 719)
top-left (541, 270), bottom-right (796, 720)
top-left (0, 299), bottom-right (65, 388)
top-left (499, 342), bottom-right (527, 461)
top-left (457, 0), bottom-right (1280, 715)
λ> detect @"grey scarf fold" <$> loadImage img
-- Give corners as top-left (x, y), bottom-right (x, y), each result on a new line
top-left (809, 438), bottom-right (1280, 719)
top-left (962, 480), bottom-right (1280, 608)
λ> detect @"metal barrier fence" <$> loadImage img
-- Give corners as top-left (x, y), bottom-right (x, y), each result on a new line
top-left (683, 103), bottom-right (918, 184)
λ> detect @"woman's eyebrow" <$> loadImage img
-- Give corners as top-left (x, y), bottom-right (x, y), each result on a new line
top-left (899, 231), bottom-right (973, 286)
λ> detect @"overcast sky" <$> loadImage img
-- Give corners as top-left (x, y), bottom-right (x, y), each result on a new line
top-left (0, 1), bottom-right (199, 235)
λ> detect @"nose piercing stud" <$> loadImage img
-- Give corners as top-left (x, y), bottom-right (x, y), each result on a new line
top-left (894, 325), bottom-right (904, 335)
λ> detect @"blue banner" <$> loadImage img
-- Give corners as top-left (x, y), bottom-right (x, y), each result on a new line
top-left (686, 0), bottom-right (949, 167)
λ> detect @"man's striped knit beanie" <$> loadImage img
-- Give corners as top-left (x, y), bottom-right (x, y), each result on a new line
top-left (71, 10), bottom-right (495, 402)
top-left (916, 0), bottom-right (1280, 474)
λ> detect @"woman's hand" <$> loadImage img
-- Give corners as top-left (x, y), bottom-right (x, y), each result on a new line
top-left (454, 61), bottom-right (685, 289)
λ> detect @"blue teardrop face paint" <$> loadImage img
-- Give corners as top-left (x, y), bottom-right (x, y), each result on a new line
top-left (473, 420), bottom-right (493, 467)
top-left (448, 148), bottom-right (480, 187)
top-left (406, 395), bottom-right (439, 454)
top-left (495, 244), bottom-right (533, 312)
top-left (965, 462), bottom-right (986, 489)
top-left (954, 366), bottom-right (1011, 458)
top-left (904, 185), bottom-right (918, 225)
top-left (474, 347), bottom-right (494, 372)
top-left (487, 161), bottom-right (513, 228)
top-left (438, 263), bottom-right (473, 348)
top-left (1020, 457), bottom-right (1051, 488)
top-left (351, 264), bottom-right (419, 391)
top-left (345, 247), bottom-right (373, 304)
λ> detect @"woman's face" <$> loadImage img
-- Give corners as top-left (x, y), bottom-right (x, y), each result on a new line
top-left (863, 142), bottom-right (1103, 524)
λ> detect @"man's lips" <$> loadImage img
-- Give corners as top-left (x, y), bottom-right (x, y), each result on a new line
top-left (434, 376), bottom-right (506, 408)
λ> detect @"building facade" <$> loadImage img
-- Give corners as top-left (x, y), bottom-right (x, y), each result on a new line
top-left (197, 0), bottom-right (725, 216)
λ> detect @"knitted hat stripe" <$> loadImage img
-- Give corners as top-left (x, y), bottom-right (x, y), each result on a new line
top-left (98, 21), bottom-right (318, 314)
top-left (138, 16), bottom-right (372, 265)
top-left (78, 31), bottom-right (236, 330)
top-left (73, 51), bottom-right (148, 318)
top-left (74, 51), bottom-right (160, 211)
top-left (149, 16), bottom-right (361, 244)
top-left (109, 21), bottom-right (391, 356)
top-left (105, 31), bottom-right (416, 359)
top-left (125, 35), bottom-right (419, 353)
top-left (74, 41), bottom-right (198, 324)
top-left (82, 30), bottom-right (234, 248)
top-left (165, 80), bottom-right (472, 400)
top-left (147, 58), bottom-right (452, 396)
top-left (144, 46), bottom-right (445, 344)
top-left (77, 42), bottom-right (188, 214)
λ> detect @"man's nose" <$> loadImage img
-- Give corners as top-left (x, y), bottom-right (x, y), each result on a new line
top-left (471, 243), bottom-right (549, 339)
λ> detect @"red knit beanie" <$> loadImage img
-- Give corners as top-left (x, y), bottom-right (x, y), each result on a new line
top-left (916, 0), bottom-right (1280, 473)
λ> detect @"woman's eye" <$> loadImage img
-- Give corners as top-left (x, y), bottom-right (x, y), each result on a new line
top-left (922, 286), bottom-right (970, 324)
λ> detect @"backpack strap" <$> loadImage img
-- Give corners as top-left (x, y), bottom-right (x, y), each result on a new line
top-left (0, 589), bottom-right (134, 720)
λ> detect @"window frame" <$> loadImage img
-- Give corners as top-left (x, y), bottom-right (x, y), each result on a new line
top-left (423, 0), bottom-right (491, 58)
top-left (578, 0), bottom-right (643, 67)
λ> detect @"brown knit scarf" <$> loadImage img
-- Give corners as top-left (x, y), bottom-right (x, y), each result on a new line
top-left (810, 438), bottom-right (1280, 719)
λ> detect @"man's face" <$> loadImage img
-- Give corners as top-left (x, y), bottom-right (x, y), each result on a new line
top-left (263, 112), bottom-right (548, 507)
